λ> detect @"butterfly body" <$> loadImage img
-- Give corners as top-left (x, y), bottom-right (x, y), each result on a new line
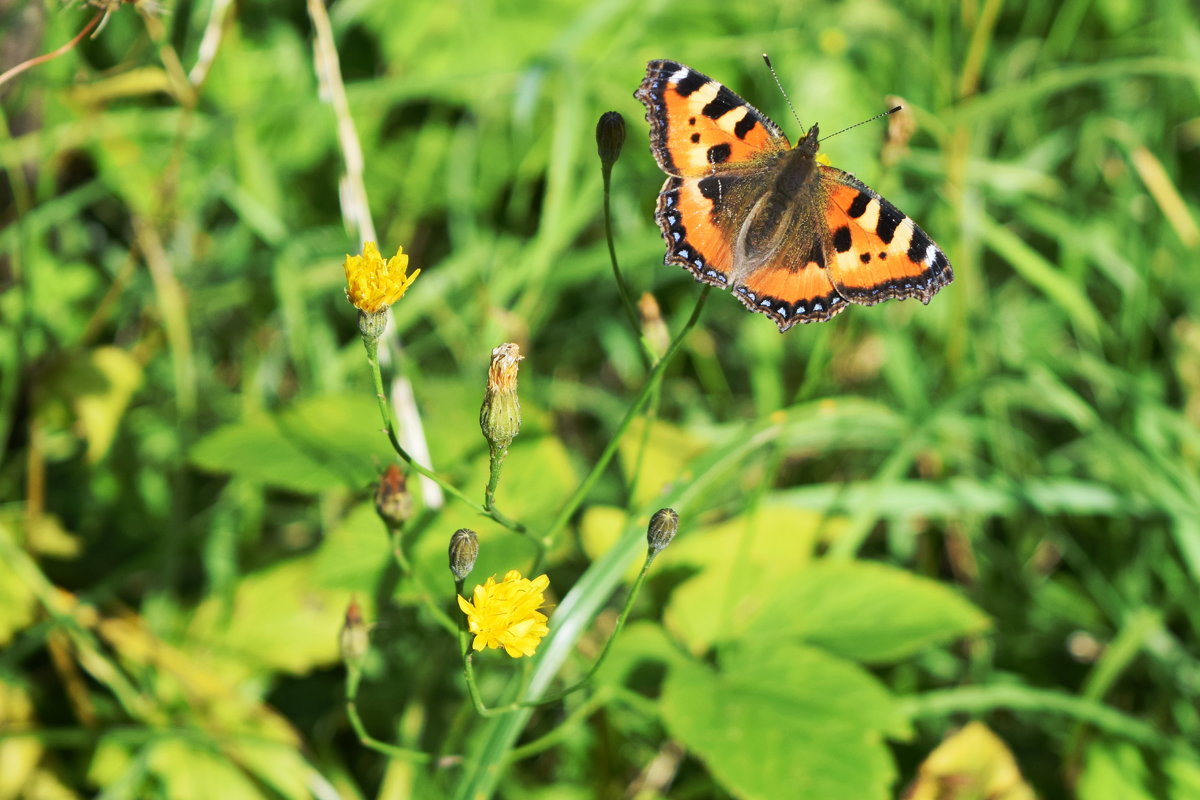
top-left (635, 60), bottom-right (952, 331)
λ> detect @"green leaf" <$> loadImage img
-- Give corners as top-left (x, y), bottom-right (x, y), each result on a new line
top-left (739, 561), bottom-right (989, 664)
top-left (663, 503), bottom-right (828, 653)
top-left (1077, 740), bottom-right (1200, 800)
top-left (189, 393), bottom-right (395, 492)
top-left (661, 642), bottom-right (905, 800)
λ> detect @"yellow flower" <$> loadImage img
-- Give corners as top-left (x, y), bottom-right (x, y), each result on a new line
top-left (457, 569), bottom-right (550, 658)
top-left (343, 241), bottom-right (420, 314)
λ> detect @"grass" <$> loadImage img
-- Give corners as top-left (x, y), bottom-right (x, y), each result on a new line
top-left (2, 0), bottom-right (1199, 797)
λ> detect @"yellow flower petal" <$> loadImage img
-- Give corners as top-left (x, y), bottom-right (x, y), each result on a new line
top-left (343, 241), bottom-right (420, 314)
top-left (456, 569), bottom-right (552, 658)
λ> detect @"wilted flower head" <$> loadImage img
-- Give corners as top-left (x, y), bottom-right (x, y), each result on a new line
top-left (339, 597), bottom-right (369, 668)
top-left (374, 464), bottom-right (413, 527)
top-left (480, 343), bottom-right (523, 452)
top-left (457, 570), bottom-right (550, 658)
top-left (343, 241), bottom-right (420, 315)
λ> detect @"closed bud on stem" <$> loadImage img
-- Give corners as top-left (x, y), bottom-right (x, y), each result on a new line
top-left (480, 343), bottom-right (523, 453)
top-left (340, 597), bottom-right (369, 669)
top-left (647, 508), bottom-right (679, 556)
top-left (374, 464), bottom-right (413, 528)
top-left (449, 528), bottom-right (479, 580)
top-left (595, 111), bottom-right (626, 170)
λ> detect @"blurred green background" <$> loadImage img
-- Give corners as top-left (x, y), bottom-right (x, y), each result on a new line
top-left (2, 0), bottom-right (1199, 797)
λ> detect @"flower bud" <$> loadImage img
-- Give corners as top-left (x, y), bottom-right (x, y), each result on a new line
top-left (595, 111), bottom-right (626, 170)
top-left (646, 508), bottom-right (679, 556)
top-left (480, 343), bottom-right (523, 453)
top-left (449, 528), bottom-right (479, 580)
top-left (339, 597), bottom-right (369, 669)
top-left (374, 464), bottom-right (413, 527)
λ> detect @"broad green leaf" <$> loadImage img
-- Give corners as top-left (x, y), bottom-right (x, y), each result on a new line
top-left (740, 560), bottom-right (990, 664)
top-left (1077, 740), bottom-right (1200, 800)
top-left (663, 503), bottom-right (828, 653)
top-left (190, 393), bottom-right (395, 492)
top-left (1077, 740), bottom-right (1153, 800)
top-left (146, 738), bottom-right (265, 800)
top-left (0, 679), bottom-right (41, 798)
top-left (662, 642), bottom-right (905, 800)
top-left (0, 524), bottom-right (37, 647)
top-left (617, 417), bottom-right (709, 508)
top-left (188, 556), bottom-right (365, 676)
top-left (904, 722), bottom-right (1034, 800)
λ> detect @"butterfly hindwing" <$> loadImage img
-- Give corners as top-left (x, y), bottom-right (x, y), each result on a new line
top-left (822, 168), bottom-right (953, 305)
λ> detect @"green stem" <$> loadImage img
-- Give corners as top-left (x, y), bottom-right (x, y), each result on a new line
top-left (345, 667), bottom-right (431, 762)
top-left (457, 576), bottom-right (509, 718)
top-left (364, 336), bottom-right (526, 533)
top-left (518, 554), bottom-right (652, 707)
top-left (541, 287), bottom-right (710, 548)
top-left (484, 446), bottom-right (506, 511)
top-left (602, 164), bottom-right (654, 369)
top-left (389, 527), bottom-right (457, 635)
top-left (505, 688), bottom-right (613, 763)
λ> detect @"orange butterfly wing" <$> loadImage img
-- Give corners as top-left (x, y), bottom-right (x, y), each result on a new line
top-left (636, 61), bottom-right (793, 289)
top-left (822, 168), bottom-right (953, 305)
top-left (636, 60), bottom-right (953, 332)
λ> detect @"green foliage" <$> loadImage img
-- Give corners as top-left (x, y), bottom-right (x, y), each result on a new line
top-left (3, 0), bottom-right (1200, 798)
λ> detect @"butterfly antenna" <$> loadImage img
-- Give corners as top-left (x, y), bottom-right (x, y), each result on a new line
top-left (762, 53), bottom-right (803, 130)
top-left (819, 106), bottom-right (903, 142)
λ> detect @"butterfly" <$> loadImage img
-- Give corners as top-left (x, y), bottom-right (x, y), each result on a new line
top-left (634, 59), bottom-right (953, 331)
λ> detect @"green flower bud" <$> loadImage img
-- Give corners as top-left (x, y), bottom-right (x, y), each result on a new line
top-left (647, 508), bottom-right (679, 556)
top-left (595, 111), bottom-right (626, 170)
top-left (449, 528), bottom-right (479, 580)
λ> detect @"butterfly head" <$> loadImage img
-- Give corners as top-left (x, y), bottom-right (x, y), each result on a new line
top-left (797, 124), bottom-right (821, 155)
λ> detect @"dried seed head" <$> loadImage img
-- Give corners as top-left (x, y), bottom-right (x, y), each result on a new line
top-left (339, 597), bottom-right (369, 668)
top-left (374, 464), bottom-right (413, 527)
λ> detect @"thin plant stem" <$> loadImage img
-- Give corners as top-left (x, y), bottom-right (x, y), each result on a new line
top-left (345, 668), bottom-right (432, 762)
top-left (601, 164), bottom-right (653, 369)
top-left (484, 446), bottom-right (507, 511)
top-left (364, 337), bottom-right (526, 533)
top-left (541, 287), bottom-right (711, 550)
top-left (505, 688), bottom-right (614, 763)
top-left (389, 527), bottom-right (457, 635)
top-left (0, 10), bottom-right (103, 90)
top-left (456, 577), bottom-right (507, 718)
top-left (518, 553), bottom-right (652, 707)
